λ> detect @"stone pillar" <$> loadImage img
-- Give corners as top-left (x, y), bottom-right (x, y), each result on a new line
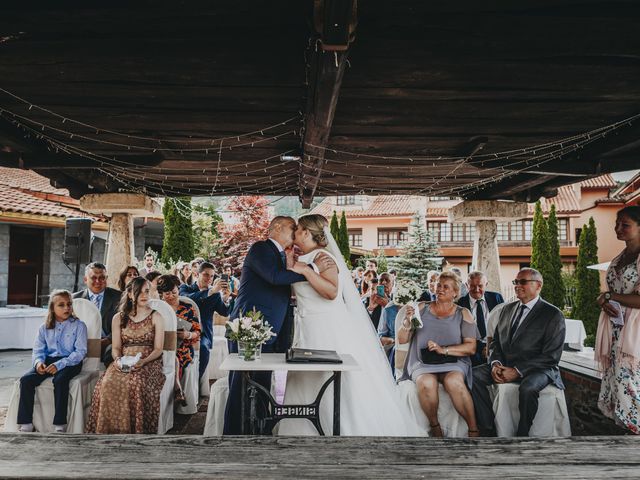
top-left (449, 200), bottom-right (528, 293)
top-left (80, 193), bottom-right (161, 289)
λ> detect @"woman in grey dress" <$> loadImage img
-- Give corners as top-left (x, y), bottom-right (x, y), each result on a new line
top-left (398, 271), bottom-right (479, 437)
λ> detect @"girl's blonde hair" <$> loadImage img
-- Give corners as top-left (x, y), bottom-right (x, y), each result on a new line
top-left (297, 214), bottom-right (329, 247)
top-left (46, 290), bottom-right (74, 329)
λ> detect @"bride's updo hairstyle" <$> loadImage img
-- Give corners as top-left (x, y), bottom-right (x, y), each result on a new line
top-left (298, 214), bottom-right (329, 247)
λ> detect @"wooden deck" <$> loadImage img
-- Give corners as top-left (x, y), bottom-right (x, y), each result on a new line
top-left (1, 434), bottom-right (639, 479)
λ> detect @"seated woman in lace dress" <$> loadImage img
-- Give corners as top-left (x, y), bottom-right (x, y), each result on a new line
top-left (397, 271), bottom-right (479, 437)
top-left (86, 277), bottom-right (165, 434)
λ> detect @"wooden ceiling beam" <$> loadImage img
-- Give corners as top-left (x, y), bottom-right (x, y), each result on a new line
top-left (299, 0), bottom-right (356, 208)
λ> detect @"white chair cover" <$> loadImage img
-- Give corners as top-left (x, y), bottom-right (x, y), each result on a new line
top-left (203, 376), bottom-right (229, 436)
top-left (176, 296), bottom-right (201, 415)
top-left (148, 299), bottom-right (177, 434)
top-left (4, 299), bottom-right (102, 433)
top-left (491, 383), bottom-right (571, 437)
top-left (397, 381), bottom-right (468, 437)
top-left (208, 324), bottom-right (229, 381)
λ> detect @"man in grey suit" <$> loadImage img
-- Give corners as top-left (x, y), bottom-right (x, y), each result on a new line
top-left (73, 262), bottom-right (122, 367)
top-left (472, 268), bottom-right (566, 437)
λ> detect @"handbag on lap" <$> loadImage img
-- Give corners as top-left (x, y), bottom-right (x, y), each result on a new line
top-left (420, 348), bottom-right (457, 365)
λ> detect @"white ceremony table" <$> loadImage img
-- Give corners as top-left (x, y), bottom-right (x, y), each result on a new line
top-left (221, 353), bottom-right (359, 436)
top-left (0, 307), bottom-right (46, 349)
top-left (565, 319), bottom-right (587, 350)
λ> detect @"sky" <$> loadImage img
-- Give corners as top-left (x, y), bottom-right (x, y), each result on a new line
top-left (612, 169), bottom-right (639, 181)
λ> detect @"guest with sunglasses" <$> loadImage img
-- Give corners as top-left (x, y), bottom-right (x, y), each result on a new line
top-left (471, 268), bottom-right (566, 437)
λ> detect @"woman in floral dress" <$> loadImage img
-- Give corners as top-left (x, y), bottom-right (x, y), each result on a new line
top-left (86, 277), bottom-right (165, 433)
top-left (596, 206), bottom-right (640, 433)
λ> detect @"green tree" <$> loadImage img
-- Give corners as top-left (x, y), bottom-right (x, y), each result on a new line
top-left (390, 214), bottom-right (439, 286)
top-left (330, 211), bottom-right (340, 242)
top-left (530, 200), bottom-right (549, 273)
top-left (161, 197), bottom-right (194, 264)
top-left (375, 248), bottom-right (389, 273)
top-left (574, 217), bottom-right (600, 345)
top-left (192, 204), bottom-right (223, 261)
top-left (338, 211), bottom-right (352, 268)
top-left (544, 204), bottom-right (566, 309)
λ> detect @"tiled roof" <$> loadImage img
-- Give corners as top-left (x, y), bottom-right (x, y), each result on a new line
top-left (427, 207), bottom-right (450, 217)
top-left (579, 174), bottom-right (617, 189)
top-left (310, 195), bottom-right (423, 218)
top-left (0, 167), bottom-right (68, 195)
top-left (0, 184), bottom-right (95, 219)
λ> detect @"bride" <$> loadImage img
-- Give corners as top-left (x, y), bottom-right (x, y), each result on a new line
top-left (275, 214), bottom-right (424, 436)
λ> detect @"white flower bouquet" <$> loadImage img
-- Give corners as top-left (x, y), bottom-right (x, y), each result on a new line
top-left (226, 308), bottom-right (276, 361)
top-left (394, 279), bottom-right (423, 330)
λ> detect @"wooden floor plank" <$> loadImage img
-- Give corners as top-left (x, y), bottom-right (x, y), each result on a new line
top-left (1, 434), bottom-right (639, 478)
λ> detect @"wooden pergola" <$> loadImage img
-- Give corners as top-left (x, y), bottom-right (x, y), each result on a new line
top-left (0, 0), bottom-right (639, 206)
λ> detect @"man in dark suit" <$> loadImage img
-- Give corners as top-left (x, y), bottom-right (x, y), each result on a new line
top-left (417, 270), bottom-right (440, 302)
top-left (457, 271), bottom-right (504, 366)
top-left (73, 262), bottom-right (121, 367)
top-left (223, 216), bottom-right (310, 435)
top-left (180, 262), bottom-right (231, 380)
top-left (472, 268), bottom-right (566, 437)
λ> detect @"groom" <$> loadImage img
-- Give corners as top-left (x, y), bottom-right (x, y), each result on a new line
top-left (223, 216), bottom-right (310, 435)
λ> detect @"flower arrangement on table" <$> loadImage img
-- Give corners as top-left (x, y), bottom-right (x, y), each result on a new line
top-left (226, 308), bottom-right (276, 361)
top-left (394, 278), bottom-right (423, 330)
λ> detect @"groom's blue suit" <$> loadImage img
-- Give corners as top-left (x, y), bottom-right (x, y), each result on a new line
top-left (223, 239), bottom-right (305, 435)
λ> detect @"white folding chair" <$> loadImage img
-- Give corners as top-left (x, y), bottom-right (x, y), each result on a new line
top-left (491, 383), bottom-right (571, 437)
top-left (148, 299), bottom-right (177, 434)
top-left (176, 296), bottom-right (201, 415)
top-left (4, 298), bottom-right (102, 433)
top-left (203, 376), bottom-right (229, 437)
top-left (208, 324), bottom-right (230, 381)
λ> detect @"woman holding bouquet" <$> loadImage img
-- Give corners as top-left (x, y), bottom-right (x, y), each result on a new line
top-left (397, 271), bottom-right (479, 437)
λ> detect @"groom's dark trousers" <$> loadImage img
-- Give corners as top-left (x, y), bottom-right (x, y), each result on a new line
top-left (223, 239), bottom-right (304, 435)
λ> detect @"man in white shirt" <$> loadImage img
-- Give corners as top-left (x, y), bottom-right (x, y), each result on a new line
top-left (471, 268), bottom-right (566, 437)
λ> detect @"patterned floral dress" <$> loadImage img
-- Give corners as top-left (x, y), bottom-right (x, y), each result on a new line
top-left (86, 312), bottom-right (165, 434)
top-left (176, 302), bottom-right (201, 378)
top-left (598, 259), bottom-right (640, 433)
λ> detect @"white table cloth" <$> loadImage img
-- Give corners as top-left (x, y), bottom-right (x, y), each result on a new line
top-left (564, 319), bottom-right (587, 350)
top-left (0, 307), bottom-right (47, 349)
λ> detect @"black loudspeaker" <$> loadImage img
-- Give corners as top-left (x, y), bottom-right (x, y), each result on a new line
top-left (63, 218), bottom-right (93, 264)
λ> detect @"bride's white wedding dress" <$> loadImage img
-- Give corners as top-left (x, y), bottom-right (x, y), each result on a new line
top-left (276, 235), bottom-right (425, 436)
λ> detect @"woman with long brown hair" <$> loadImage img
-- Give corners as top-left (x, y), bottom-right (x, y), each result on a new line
top-left (86, 277), bottom-right (165, 433)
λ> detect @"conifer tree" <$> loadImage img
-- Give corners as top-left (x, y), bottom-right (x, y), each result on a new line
top-left (161, 197), bottom-right (194, 264)
top-left (574, 217), bottom-right (600, 343)
top-left (338, 211), bottom-right (352, 268)
top-left (330, 211), bottom-right (340, 243)
top-left (530, 200), bottom-right (549, 273)
top-left (545, 204), bottom-right (566, 309)
top-left (390, 214), bottom-right (439, 286)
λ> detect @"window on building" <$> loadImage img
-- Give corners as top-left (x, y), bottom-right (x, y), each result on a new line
top-left (377, 229), bottom-right (408, 248)
top-left (452, 223), bottom-right (466, 242)
top-left (427, 222), bottom-right (441, 242)
top-left (575, 228), bottom-right (582, 245)
top-left (468, 223), bottom-right (476, 241)
top-left (497, 222), bottom-right (509, 241)
top-left (523, 220), bottom-right (533, 240)
top-left (439, 223), bottom-right (451, 242)
top-left (557, 218), bottom-right (568, 241)
top-left (348, 229), bottom-right (362, 247)
top-left (336, 195), bottom-right (356, 206)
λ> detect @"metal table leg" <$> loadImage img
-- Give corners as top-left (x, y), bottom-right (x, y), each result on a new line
top-left (333, 371), bottom-right (341, 436)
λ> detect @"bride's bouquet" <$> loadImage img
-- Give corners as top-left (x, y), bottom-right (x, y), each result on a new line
top-left (394, 278), bottom-right (423, 330)
top-left (226, 308), bottom-right (276, 361)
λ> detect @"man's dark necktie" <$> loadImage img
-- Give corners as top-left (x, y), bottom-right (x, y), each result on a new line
top-left (509, 304), bottom-right (527, 343)
top-left (280, 251), bottom-right (286, 267)
top-left (476, 298), bottom-right (486, 339)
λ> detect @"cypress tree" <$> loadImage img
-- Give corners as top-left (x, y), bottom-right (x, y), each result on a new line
top-left (530, 200), bottom-right (548, 273)
top-left (545, 204), bottom-right (566, 309)
top-left (338, 211), bottom-right (352, 268)
top-left (161, 197), bottom-right (194, 264)
top-left (330, 211), bottom-right (340, 243)
top-left (574, 217), bottom-right (600, 343)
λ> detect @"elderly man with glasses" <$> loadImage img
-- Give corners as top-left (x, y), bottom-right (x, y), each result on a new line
top-left (471, 267), bottom-right (566, 437)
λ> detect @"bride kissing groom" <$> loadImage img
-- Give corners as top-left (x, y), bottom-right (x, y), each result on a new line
top-left (224, 214), bottom-right (423, 436)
